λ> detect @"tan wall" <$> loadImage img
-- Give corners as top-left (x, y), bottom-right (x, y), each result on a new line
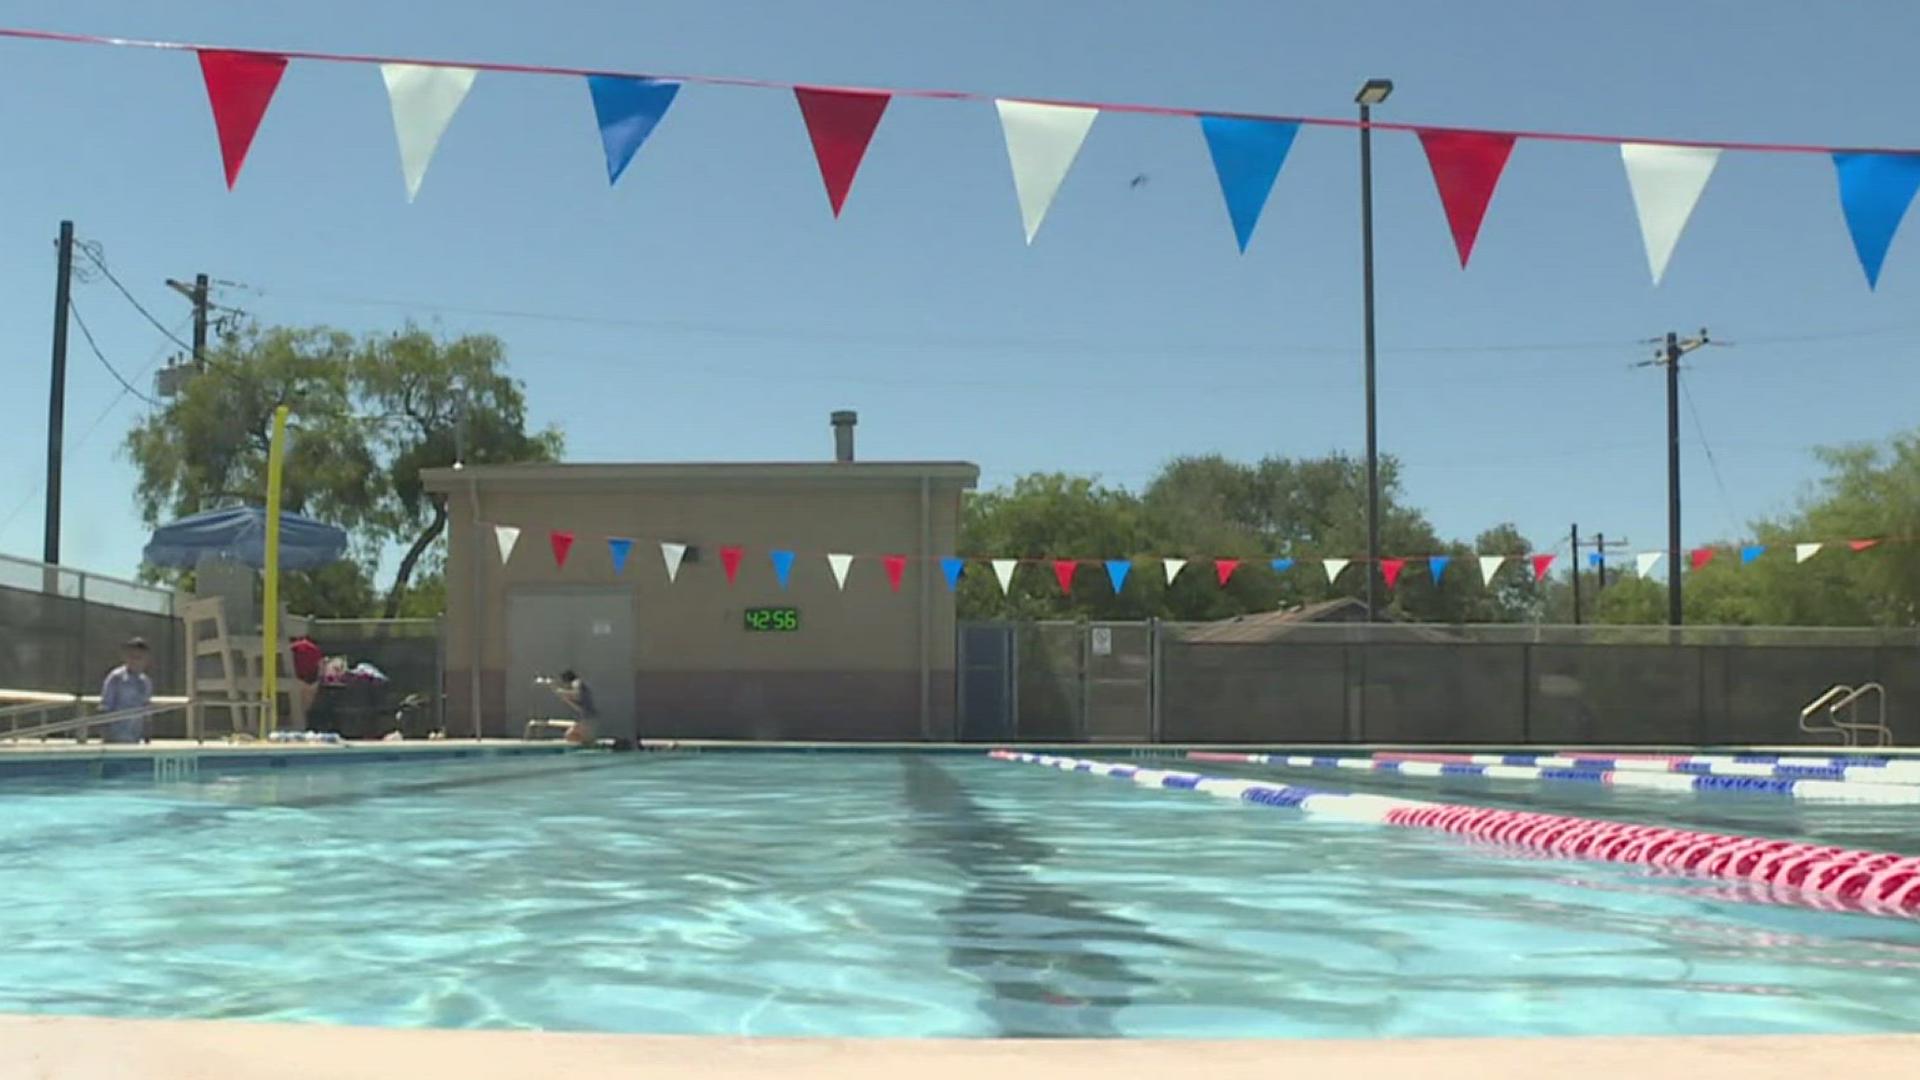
top-left (439, 472), bottom-right (967, 740)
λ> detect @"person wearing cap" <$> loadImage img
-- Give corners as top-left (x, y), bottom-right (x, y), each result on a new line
top-left (97, 637), bottom-right (154, 744)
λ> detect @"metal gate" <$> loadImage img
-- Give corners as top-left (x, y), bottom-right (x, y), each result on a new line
top-left (957, 621), bottom-right (1014, 741)
top-left (957, 621), bottom-right (1155, 742)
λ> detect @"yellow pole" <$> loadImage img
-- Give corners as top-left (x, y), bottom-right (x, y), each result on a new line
top-left (260, 404), bottom-right (290, 739)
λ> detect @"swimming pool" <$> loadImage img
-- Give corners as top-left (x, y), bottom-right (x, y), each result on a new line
top-left (4, 750), bottom-right (1920, 1038)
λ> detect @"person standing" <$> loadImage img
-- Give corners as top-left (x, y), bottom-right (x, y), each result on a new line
top-left (98, 637), bottom-right (154, 744)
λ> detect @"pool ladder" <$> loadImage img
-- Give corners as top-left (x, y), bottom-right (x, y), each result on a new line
top-left (1799, 684), bottom-right (1892, 747)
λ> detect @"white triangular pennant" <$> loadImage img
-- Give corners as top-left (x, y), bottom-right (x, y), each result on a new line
top-left (1478, 555), bottom-right (1506, 584)
top-left (381, 64), bottom-right (478, 200)
top-left (995, 99), bottom-right (1098, 243)
top-left (1635, 551), bottom-right (1663, 577)
top-left (1322, 558), bottom-right (1350, 585)
top-left (660, 542), bottom-right (687, 583)
top-left (827, 553), bottom-right (854, 590)
top-left (1796, 542), bottom-right (1823, 564)
top-left (1621, 144), bottom-right (1719, 285)
top-left (991, 559), bottom-right (1018, 595)
top-left (492, 525), bottom-right (520, 564)
top-left (1163, 557), bottom-right (1187, 586)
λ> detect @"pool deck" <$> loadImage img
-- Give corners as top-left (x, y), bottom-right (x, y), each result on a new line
top-left (3, 1017), bottom-right (1916, 1079)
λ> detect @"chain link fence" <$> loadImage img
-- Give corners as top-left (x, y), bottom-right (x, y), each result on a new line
top-left (0, 554), bottom-right (184, 706)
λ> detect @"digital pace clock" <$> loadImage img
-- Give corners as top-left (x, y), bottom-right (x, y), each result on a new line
top-left (744, 606), bottom-right (800, 632)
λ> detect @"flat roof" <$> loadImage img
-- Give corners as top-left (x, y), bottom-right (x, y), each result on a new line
top-left (422, 461), bottom-right (979, 493)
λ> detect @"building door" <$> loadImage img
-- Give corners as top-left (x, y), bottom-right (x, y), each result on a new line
top-left (957, 622), bottom-right (1015, 742)
top-left (506, 588), bottom-right (635, 741)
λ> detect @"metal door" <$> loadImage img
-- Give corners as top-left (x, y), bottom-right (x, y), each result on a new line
top-left (1082, 622), bottom-right (1153, 742)
top-left (506, 588), bottom-right (635, 741)
top-left (957, 621), bottom-right (1015, 742)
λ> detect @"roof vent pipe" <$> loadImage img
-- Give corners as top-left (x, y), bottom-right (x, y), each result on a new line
top-left (831, 410), bottom-right (857, 462)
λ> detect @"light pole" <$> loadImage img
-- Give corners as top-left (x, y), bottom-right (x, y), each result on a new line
top-left (1356, 78), bottom-right (1392, 620)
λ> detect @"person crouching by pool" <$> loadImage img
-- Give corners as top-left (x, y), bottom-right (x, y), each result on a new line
top-left (552, 669), bottom-right (596, 745)
top-left (97, 637), bottom-right (154, 744)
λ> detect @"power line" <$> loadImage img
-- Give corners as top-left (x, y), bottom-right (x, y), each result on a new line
top-left (1679, 371), bottom-right (1738, 537)
top-left (75, 239), bottom-right (194, 354)
top-left (68, 298), bottom-right (161, 407)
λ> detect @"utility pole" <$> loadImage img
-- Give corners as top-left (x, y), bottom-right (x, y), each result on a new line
top-left (165, 274), bottom-right (210, 363)
top-left (1569, 527), bottom-right (1630, 625)
top-left (44, 220), bottom-right (74, 568)
top-left (1570, 522), bottom-right (1582, 626)
top-left (1641, 330), bottom-right (1710, 628)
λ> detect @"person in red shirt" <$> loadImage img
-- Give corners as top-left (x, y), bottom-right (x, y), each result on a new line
top-left (290, 635), bottom-right (323, 710)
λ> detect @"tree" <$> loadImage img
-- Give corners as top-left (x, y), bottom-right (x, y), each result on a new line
top-left (126, 324), bottom-right (562, 617)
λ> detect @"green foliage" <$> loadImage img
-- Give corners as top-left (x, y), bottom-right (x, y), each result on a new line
top-left (126, 324), bottom-right (562, 617)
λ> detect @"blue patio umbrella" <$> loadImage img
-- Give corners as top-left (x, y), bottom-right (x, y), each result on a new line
top-left (142, 505), bottom-right (349, 571)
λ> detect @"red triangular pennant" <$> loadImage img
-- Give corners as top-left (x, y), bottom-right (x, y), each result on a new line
top-left (197, 50), bottom-right (289, 189)
top-left (1380, 558), bottom-right (1406, 591)
top-left (882, 554), bottom-right (908, 592)
top-left (1529, 553), bottom-right (1556, 583)
top-left (1849, 539), bottom-right (1881, 552)
top-left (1690, 547), bottom-right (1715, 571)
top-left (1417, 129), bottom-right (1516, 266)
top-left (1214, 558), bottom-right (1241, 587)
top-left (1052, 559), bottom-right (1078, 595)
top-left (549, 530), bottom-right (575, 569)
top-left (720, 545), bottom-right (743, 584)
top-left (794, 87), bottom-right (891, 217)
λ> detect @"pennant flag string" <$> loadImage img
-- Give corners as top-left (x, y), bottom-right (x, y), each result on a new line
top-left (992, 559), bottom-right (1018, 595)
top-left (381, 62), bottom-right (477, 200)
top-left (940, 556), bottom-right (966, 592)
top-left (1199, 115), bottom-right (1300, 253)
top-left (827, 552), bottom-right (854, 590)
top-left (882, 554), bottom-right (909, 592)
top-left (1052, 559), bottom-right (1078, 595)
top-left (770, 549), bottom-right (796, 590)
top-left (996, 100), bottom-right (1098, 243)
top-left (719, 545), bottom-right (743, 585)
top-left (493, 524), bottom-right (520, 565)
top-left (548, 529), bottom-right (575, 569)
top-left (12, 27), bottom-right (1917, 156)
top-left (1105, 559), bottom-right (1131, 594)
top-left (660, 541), bottom-right (687, 583)
top-left (196, 49), bottom-right (287, 188)
top-left (1621, 143), bottom-right (1720, 284)
top-left (607, 536), bottom-right (634, 576)
top-left (1834, 153), bottom-right (1920, 288)
top-left (1418, 129), bottom-right (1517, 267)
top-left (794, 87), bottom-right (891, 217)
top-left (1163, 558), bottom-right (1187, 586)
top-left (587, 75), bottom-right (680, 185)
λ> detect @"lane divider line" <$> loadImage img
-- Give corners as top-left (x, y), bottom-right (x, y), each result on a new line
top-left (1367, 750), bottom-right (1920, 783)
top-left (989, 749), bottom-right (1920, 919)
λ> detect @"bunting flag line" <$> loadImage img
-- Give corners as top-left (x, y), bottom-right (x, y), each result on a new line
top-left (381, 62), bottom-right (477, 200)
top-left (719, 545), bottom-right (743, 585)
top-left (1621, 143), bottom-right (1719, 284)
top-left (587, 75), bottom-right (679, 185)
top-left (1741, 544), bottom-right (1765, 565)
top-left (1849, 539), bottom-right (1880, 552)
top-left (992, 559), bottom-right (1018, 595)
top-left (1163, 558), bottom-right (1187, 586)
top-left (197, 49), bottom-right (288, 188)
top-left (1796, 542), bottom-right (1823, 564)
top-left (1380, 558), bottom-right (1406, 592)
top-left (1479, 555), bottom-right (1507, 584)
top-left (1529, 553), bottom-right (1556, 584)
top-left (1214, 559), bottom-right (1240, 587)
top-left (1418, 128), bottom-right (1516, 267)
top-left (493, 524), bottom-right (520, 565)
top-left (1636, 551), bottom-right (1663, 577)
top-left (941, 556), bottom-right (966, 591)
top-left (549, 530), bottom-right (574, 569)
top-left (1323, 557), bottom-right (1350, 585)
top-left (1199, 115), bottom-right (1300, 253)
top-left (1429, 555), bottom-right (1451, 585)
top-left (1052, 558), bottom-right (1078, 595)
top-left (882, 554), bottom-right (908, 592)
top-left (1106, 559), bottom-right (1131, 594)
top-left (770, 549), bottom-right (796, 590)
top-left (660, 541), bottom-right (688, 583)
top-left (794, 87), bottom-right (891, 217)
top-left (1690, 547), bottom-right (1715, 572)
top-left (1833, 153), bottom-right (1920, 288)
top-left (607, 536), bottom-right (634, 576)
top-left (1270, 557), bottom-right (1294, 575)
top-left (996, 99), bottom-right (1098, 243)
top-left (827, 552), bottom-right (854, 590)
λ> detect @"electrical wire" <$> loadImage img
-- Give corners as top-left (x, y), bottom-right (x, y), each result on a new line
top-left (68, 298), bottom-right (162, 407)
top-left (75, 240), bottom-right (194, 354)
top-left (1679, 371), bottom-right (1740, 538)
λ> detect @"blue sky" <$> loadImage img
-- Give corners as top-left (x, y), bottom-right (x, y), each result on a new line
top-left (2, 0), bottom-right (1918, 580)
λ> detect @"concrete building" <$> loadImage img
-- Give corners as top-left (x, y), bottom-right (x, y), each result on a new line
top-left (422, 415), bottom-right (978, 742)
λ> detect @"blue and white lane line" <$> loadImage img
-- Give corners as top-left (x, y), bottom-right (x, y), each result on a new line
top-left (1187, 752), bottom-right (1920, 805)
top-left (988, 750), bottom-right (1422, 823)
top-left (1382, 751), bottom-right (1920, 785)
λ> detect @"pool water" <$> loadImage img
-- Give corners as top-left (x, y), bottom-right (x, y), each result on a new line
top-left (3, 751), bottom-right (1920, 1038)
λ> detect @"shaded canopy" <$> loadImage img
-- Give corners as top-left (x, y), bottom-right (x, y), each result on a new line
top-left (142, 505), bottom-right (349, 571)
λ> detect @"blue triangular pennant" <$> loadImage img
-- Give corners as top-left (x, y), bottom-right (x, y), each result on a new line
top-left (1833, 152), bottom-right (1920, 288)
top-left (587, 75), bottom-right (680, 185)
top-left (1587, 552), bottom-right (1603, 568)
top-left (1270, 557), bottom-right (1295, 574)
top-left (607, 536), bottom-right (634, 575)
top-left (1105, 559), bottom-right (1132, 593)
top-left (1741, 544), bottom-right (1765, 565)
top-left (1200, 115), bottom-right (1301, 253)
top-left (769, 549), bottom-right (796, 589)
top-left (1429, 555), bottom-right (1451, 584)
top-left (940, 557), bottom-right (966, 591)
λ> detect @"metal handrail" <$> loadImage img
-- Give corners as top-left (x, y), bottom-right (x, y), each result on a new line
top-left (0, 699), bottom-right (199, 742)
top-left (1800, 685), bottom-right (1853, 743)
top-left (1830, 683), bottom-right (1892, 748)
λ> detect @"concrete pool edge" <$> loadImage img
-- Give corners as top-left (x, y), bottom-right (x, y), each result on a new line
top-left (0, 739), bottom-right (576, 781)
top-left (4, 1016), bottom-right (1917, 1080)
